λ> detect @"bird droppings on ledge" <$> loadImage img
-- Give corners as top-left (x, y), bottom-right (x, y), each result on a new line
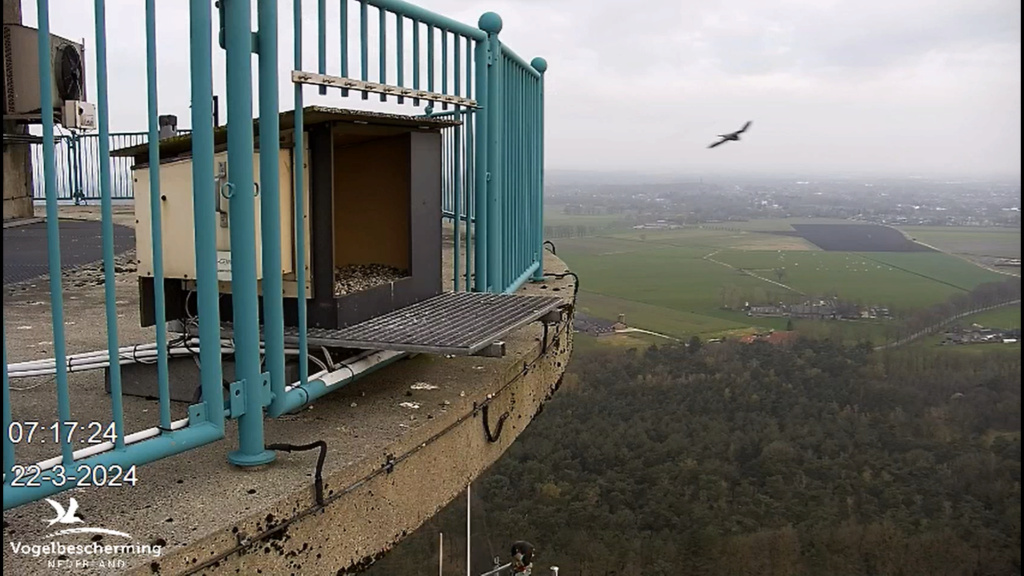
top-left (333, 264), bottom-right (408, 296)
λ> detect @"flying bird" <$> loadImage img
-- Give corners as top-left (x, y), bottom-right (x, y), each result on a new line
top-left (708, 121), bottom-right (752, 149)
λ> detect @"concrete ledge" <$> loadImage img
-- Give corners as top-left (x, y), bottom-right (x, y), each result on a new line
top-left (2, 220), bottom-right (575, 576)
top-left (2, 216), bottom-right (45, 229)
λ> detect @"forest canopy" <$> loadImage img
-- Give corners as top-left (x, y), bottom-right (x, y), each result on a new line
top-left (369, 336), bottom-right (1021, 576)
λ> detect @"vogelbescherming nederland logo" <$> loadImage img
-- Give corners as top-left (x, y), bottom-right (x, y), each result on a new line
top-left (8, 497), bottom-right (163, 570)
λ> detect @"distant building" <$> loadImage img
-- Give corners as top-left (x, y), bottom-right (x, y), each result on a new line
top-left (789, 304), bottom-right (837, 320)
top-left (748, 305), bottom-right (785, 317)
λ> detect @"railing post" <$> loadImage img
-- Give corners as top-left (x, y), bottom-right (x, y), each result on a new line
top-left (530, 57), bottom-right (547, 282)
top-left (224, 0), bottom-right (275, 466)
top-left (190, 0), bottom-right (226, 435)
top-left (257, 0), bottom-right (288, 419)
top-left (479, 12), bottom-right (503, 292)
top-left (472, 21), bottom-right (492, 292)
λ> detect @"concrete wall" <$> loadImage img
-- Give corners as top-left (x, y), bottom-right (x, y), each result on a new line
top-left (3, 0), bottom-right (35, 221)
top-left (3, 142), bottom-right (34, 220)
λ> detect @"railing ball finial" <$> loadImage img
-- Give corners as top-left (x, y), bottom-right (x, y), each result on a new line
top-left (478, 12), bottom-right (503, 34)
top-left (530, 57), bottom-right (548, 74)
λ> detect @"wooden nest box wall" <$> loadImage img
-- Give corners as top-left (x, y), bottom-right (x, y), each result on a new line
top-left (117, 106), bottom-right (459, 331)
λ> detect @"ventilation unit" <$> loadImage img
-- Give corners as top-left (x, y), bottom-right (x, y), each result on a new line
top-left (3, 23), bottom-right (88, 124)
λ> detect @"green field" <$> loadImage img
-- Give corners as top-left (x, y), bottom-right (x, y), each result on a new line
top-left (911, 305), bottom-right (1021, 353)
top-left (555, 218), bottom-right (1015, 344)
top-left (958, 305), bottom-right (1021, 330)
top-left (900, 226), bottom-right (1022, 259)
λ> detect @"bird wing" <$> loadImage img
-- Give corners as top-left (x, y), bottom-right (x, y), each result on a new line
top-left (708, 139), bottom-right (727, 149)
top-left (65, 498), bottom-right (82, 522)
top-left (45, 499), bottom-right (65, 526)
top-left (738, 121), bottom-right (752, 133)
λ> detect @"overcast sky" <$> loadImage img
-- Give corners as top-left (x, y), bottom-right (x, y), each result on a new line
top-left (22, 0), bottom-right (1022, 178)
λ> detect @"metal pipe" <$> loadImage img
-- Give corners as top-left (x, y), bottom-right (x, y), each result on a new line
top-left (145, 0), bottom-right (172, 432)
top-left (531, 57), bottom-right (547, 282)
top-left (472, 24), bottom-right (492, 291)
top-left (379, 5), bottom-right (387, 101)
top-left (441, 29), bottom-right (447, 109)
top-left (465, 36), bottom-right (474, 292)
top-left (360, 0), bottom-right (369, 99)
top-left (93, 0), bottom-right (126, 449)
top-left (2, 422), bottom-right (222, 511)
top-left (367, 0), bottom-right (486, 40)
top-left (482, 13), bottom-right (503, 292)
top-left (340, 0), bottom-right (350, 96)
top-left (412, 18), bottom-right (420, 106)
top-left (224, 0), bottom-right (274, 466)
top-left (395, 14), bottom-right (404, 103)
top-left (293, 0), bottom-right (310, 391)
top-left (453, 111), bottom-right (462, 291)
top-left (503, 260), bottom-right (540, 295)
top-left (34, 0), bottom-right (73, 468)
top-left (3, 327), bottom-right (12, 480)
top-left (258, 0), bottom-right (288, 422)
top-left (190, 0), bottom-right (226, 434)
top-left (318, 0), bottom-right (327, 95)
top-left (275, 350), bottom-right (405, 414)
top-left (427, 24), bottom-right (435, 93)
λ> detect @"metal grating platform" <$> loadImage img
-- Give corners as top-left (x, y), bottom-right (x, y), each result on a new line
top-left (223, 292), bottom-right (565, 356)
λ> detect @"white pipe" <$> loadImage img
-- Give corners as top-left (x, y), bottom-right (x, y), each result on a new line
top-left (282, 350), bottom-right (402, 393)
top-left (7, 340), bottom-right (202, 371)
top-left (16, 346), bottom-right (403, 473)
top-left (33, 416), bottom-right (190, 472)
top-left (467, 483), bottom-right (472, 576)
top-left (439, 532), bottom-right (444, 576)
top-left (9, 346), bottom-right (311, 378)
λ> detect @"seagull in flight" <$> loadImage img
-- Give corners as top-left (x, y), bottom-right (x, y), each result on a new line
top-left (708, 121), bottom-right (752, 149)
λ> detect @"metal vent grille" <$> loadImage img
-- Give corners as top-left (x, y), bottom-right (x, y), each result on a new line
top-left (220, 292), bottom-right (566, 356)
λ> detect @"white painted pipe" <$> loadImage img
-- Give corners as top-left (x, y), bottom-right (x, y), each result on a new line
top-left (16, 345), bottom-right (397, 476)
top-left (9, 346), bottom-right (313, 378)
top-left (32, 416), bottom-right (190, 473)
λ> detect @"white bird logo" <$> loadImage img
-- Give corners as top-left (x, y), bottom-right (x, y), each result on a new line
top-left (44, 498), bottom-right (84, 527)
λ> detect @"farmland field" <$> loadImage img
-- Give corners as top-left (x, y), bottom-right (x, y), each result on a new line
top-left (900, 226), bottom-right (1022, 259)
top-left (790, 223), bottom-right (932, 252)
top-left (550, 215), bottom-right (1015, 343)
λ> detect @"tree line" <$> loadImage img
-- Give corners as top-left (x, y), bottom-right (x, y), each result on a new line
top-left (366, 336), bottom-right (1020, 575)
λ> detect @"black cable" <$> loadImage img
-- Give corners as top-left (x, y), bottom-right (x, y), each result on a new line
top-left (543, 240), bottom-right (557, 255)
top-left (481, 404), bottom-right (509, 443)
top-left (544, 270), bottom-right (579, 299)
top-left (266, 441), bottom-right (328, 507)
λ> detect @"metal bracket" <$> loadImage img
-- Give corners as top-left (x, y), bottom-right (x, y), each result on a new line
top-left (260, 372), bottom-right (272, 408)
top-left (215, 161), bottom-right (229, 228)
top-left (188, 402), bottom-right (209, 425)
top-left (228, 380), bottom-right (246, 418)
top-left (290, 70), bottom-right (479, 108)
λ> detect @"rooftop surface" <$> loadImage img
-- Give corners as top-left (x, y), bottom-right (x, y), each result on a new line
top-left (3, 206), bottom-right (575, 575)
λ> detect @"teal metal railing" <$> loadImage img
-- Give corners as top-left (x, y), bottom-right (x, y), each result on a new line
top-left (3, 0), bottom-right (226, 510)
top-left (30, 132), bottom-right (149, 202)
top-left (3, 0), bottom-right (546, 509)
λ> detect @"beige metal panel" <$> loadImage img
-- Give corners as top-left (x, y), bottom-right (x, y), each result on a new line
top-left (134, 149), bottom-right (300, 284)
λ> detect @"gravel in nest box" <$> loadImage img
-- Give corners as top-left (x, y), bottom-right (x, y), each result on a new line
top-left (333, 263), bottom-right (408, 296)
